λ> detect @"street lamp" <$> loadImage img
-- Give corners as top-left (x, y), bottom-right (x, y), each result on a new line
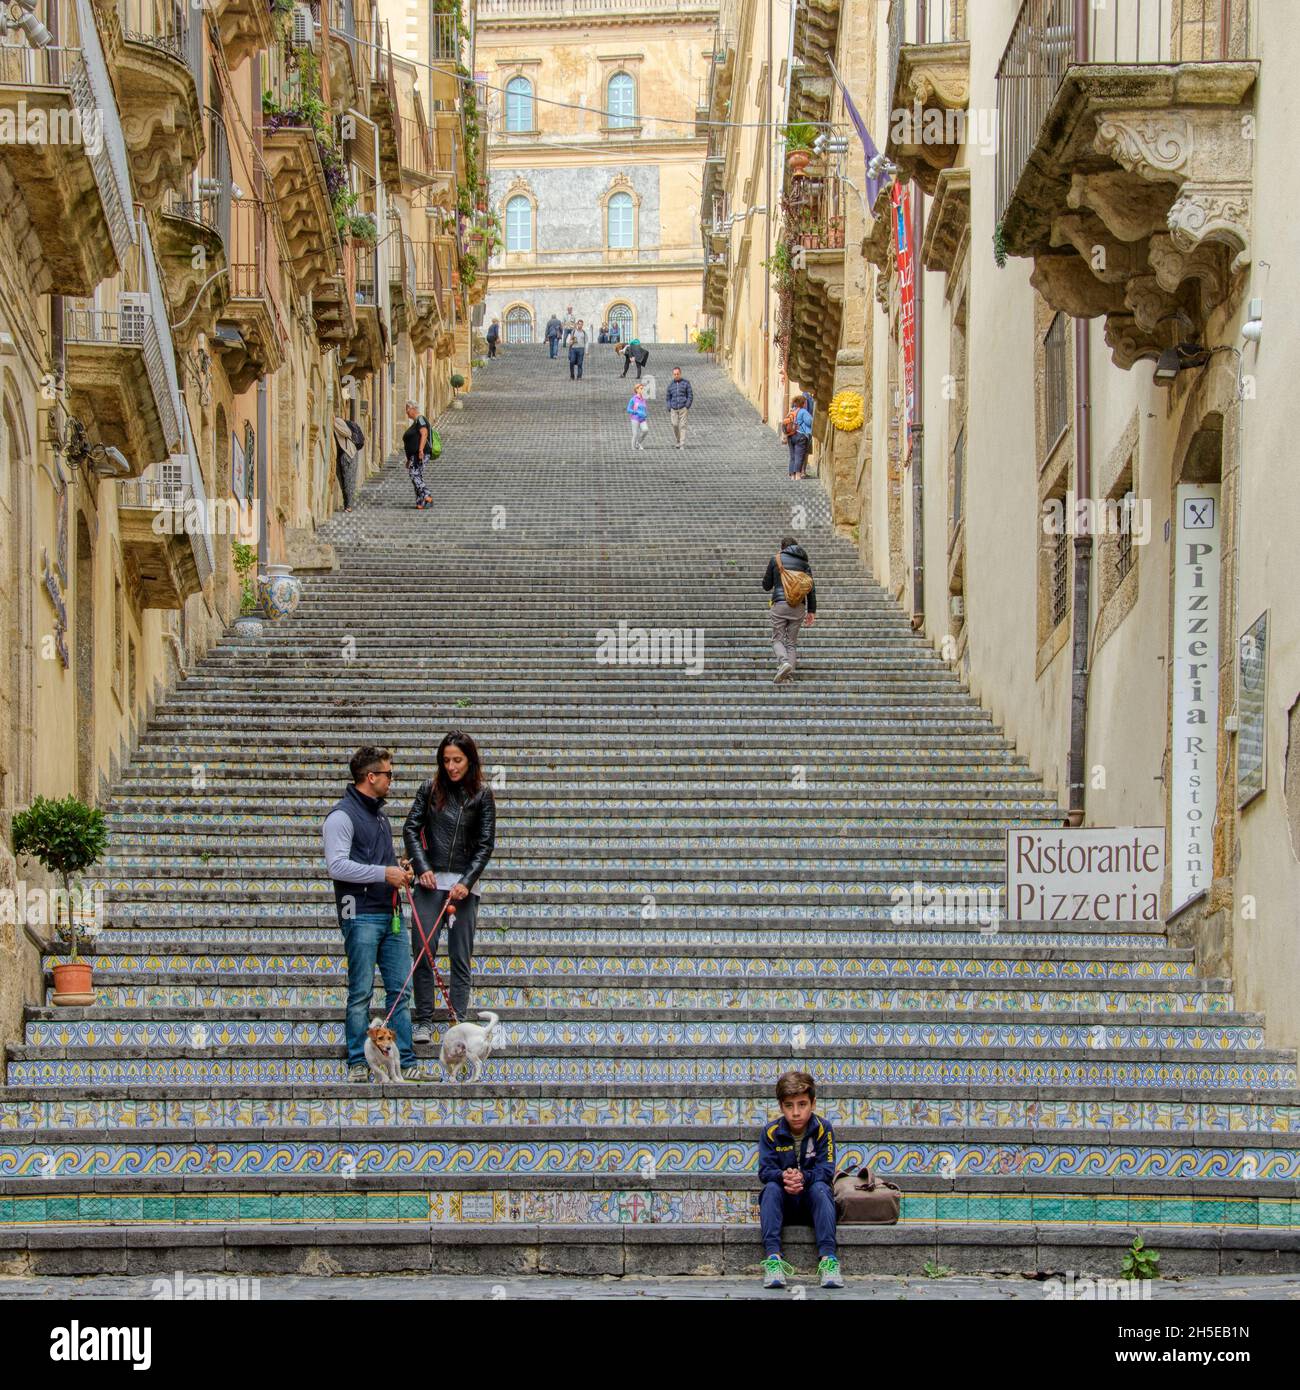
top-left (2, 0), bottom-right (53, 48)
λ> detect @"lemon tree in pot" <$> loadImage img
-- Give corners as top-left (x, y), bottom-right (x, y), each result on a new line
top-left (12, 794), bottom-right (108, 1006)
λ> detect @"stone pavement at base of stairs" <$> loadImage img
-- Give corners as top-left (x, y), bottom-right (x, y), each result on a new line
top-left (0, 1273), bottom-right (1298, 1300)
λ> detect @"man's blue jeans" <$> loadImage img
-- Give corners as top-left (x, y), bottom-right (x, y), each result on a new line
top-left (548, 338), bottom-right (558, 358)
top-left (760, 1179), bottom-right (837, 1258)
top-left (569, 346), bottom-right (585, 379)
top-left (341, 912), bottom-right (415, 1068)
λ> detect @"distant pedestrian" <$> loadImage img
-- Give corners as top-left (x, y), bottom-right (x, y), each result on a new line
top-left (609, 321), bottom-right (622, 344)
top-left (782, 394), bottom-right (813, 480)
top-left (402, 730), bottom-right (496, 1036)
top-left (544, 312), bottom-right (562, 358)
top-left (598, 324), bottom-right (609, 344)
top-left (569, 320), bottom-right (588, 379)
top-left (402, 400), bottom-right (435, 510)
top-left (627, 382), bottom-right (648, 451)
top-left (621, 339), bottom-right (649, 379)
top-left (485, 318), bottom-right (500, 358)
top-left (322, 746), bottom-right (417, 1083)
top-left (665, 367), bottom-right (693, 449)
top-left (332, 415), bottom-right (362, 511)
top-left (561, 305), bottom-right (577, 346)
top-left (761, 536), bottom-right (817, 682)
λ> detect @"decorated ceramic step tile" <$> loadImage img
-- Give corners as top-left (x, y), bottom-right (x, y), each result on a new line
top-left (53, 984), bottom-right (1229, 1013)
top-left (19, 1017), bottom-right (1264, 1050)
top-left (2, 1138), bottom-right (1298, 1181)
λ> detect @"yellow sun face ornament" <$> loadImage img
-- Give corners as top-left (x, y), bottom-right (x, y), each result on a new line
top-left (828, 390), bottom-right (865, 432)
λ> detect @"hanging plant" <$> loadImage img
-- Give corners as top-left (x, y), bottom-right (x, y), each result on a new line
top-left (993, 220), bottom-right (1008, 269)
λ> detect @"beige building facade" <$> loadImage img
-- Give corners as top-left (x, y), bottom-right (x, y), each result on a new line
top-left (477, 0), bottom-right (715, 345)
top-left (0, 0), bottom-right (485, 1046)
top-left (709, 0), bottom-right (1300, 1048)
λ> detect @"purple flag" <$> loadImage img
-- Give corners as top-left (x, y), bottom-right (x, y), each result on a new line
top-left (828, 57), bottom-right (886, 211)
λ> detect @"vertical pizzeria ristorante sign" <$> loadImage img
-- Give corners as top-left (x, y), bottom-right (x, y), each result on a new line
top-left (891, 181), bottom-right (916, 460)
top-left (1170, 484), bottom-right (1221, 913)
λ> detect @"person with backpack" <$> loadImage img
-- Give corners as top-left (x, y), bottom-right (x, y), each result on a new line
top-left (620, 339), bottom-right (650, 380)
top-left (402, 400), bottom-right (437, 511)
top-left (626, 382), bottom-right (649, 452)
top-left (761, 536), bottom-right (816, 682)
top-left (485, 318), bottom-right (500, 358)
top-left (544, 312), bottom-right (562, 359)
top-left (332, 415), bottom-right (363, 512)
top-left (782, 393), bottom-right (814, 480)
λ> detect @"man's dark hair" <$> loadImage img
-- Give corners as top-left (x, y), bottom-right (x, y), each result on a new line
top-left (775, 1069), bottom-right (816, 1102)
top-left (350, 746), bottom-right (392, 783)
top-left (779, 535), bottom-right (798, 550)
top-left (672, 366), bottom-right (682, 373)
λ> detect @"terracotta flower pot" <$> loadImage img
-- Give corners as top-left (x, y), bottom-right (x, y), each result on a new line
top-left (787, 149), bottom-right (811, 175)
top-left (52, 960), bottom-right (94, 1007)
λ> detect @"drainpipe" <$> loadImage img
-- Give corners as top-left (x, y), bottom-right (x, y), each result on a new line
top-left (256, 376), bottom-right (269, 568)
top-left (1065, 0), bottom-right (1093, 826)
top-left (762, 0), bottom-right (773, 423)
top-left (909, 184), bottom-right (925, 630)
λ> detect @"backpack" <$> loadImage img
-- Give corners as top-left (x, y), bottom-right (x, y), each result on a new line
top-left (347, 420), bottom-right (365, 451)
top-left (782, 409), bottom-right (799, 439)
top-left (775, 552), bottom-right (813, 606)
top-left (428, 429), bottom-right (442, 460)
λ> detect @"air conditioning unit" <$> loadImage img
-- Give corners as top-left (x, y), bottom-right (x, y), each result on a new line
top-left (292, 3), bottom-right (314, 47)
top-left (950, 594), bottom-right (965, 620)
top-left (119, 293), bottom-right (150, 344)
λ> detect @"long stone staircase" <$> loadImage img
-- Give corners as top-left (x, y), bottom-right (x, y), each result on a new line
top-left (3, 346), bottom-right (1298, 1278)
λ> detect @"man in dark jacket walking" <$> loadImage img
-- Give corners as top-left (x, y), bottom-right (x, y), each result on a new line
top-left (322, 747), bottom-right (417, 1081)
top-left (761, 536), bottom-right (817, 682)
top-left (485, 318), bottom-right (500, 357)
top-left (620, 339), bottom-right (650, 379)
top-left (665, 367), bottom-right (693, 449)
top-left (544, 312), bottom-right (562, 358)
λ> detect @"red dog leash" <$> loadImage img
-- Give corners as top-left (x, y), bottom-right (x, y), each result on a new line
top-left (381, 887), bottom-right (458, 1026)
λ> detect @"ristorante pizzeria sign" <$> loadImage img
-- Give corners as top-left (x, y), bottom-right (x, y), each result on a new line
top-left (1006, 828), bottom-right (1164, 922)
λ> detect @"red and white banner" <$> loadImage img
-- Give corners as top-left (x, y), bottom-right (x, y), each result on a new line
top-left (892, 181), bottom-right (916, 460)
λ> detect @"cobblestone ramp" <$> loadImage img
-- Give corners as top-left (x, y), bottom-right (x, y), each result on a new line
top-left (4, 345), bottom-right (1299, 1278)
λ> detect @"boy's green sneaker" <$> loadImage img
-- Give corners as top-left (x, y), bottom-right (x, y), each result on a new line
top-left (818, 1256), bottom-right (844, 1289)
top-left (761, 1255), bottom-right (794, 1289)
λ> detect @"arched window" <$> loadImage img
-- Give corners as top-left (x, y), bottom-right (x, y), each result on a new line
top-left (505, 195), bottom-right (532, 252)
top-left (607, 303), bottom-right (633, 341)
top-left (504, 306), bottom-right (534, 343)
top-left (505, 76), bottom-right (534, 133)
top-left (607, 72), bottom-right (635, 129)
top-left (607, 191), bottom-right (634, 249)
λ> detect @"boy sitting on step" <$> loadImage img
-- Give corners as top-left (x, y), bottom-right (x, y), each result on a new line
top-left (758, 1069), bottom-right (843, 1289)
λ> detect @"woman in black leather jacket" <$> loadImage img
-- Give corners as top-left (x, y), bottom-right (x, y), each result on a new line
top-left (401, 731), bottom-right (496, 1039)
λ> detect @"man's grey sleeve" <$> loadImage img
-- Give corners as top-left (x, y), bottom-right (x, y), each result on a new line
top-left (323, 809), bottom-right (388, 885)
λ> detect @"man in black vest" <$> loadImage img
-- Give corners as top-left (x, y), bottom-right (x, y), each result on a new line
top-left (322, 746), bottom-right (417, 1081)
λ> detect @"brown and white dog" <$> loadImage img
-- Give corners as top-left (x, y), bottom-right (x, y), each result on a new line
top-left (364, 1019), bottom-right (405, 1083)
top-left (439, 1010), bottom-right (501, 1082)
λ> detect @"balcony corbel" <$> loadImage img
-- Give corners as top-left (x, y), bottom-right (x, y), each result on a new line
top-left (885, 41), bottom-right (971, 196)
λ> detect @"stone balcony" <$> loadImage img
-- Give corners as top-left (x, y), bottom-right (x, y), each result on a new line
top-left (995, 0), bottom-right (1257, 369)
top-left (312, 239), bottom-right (358, 346)
top-left (885, 42), bottom-right (970, 195)
top-left (262, 124), bottom-right (342, 297)
top-left (212, 0), bottom-right (276, 70)
top-left (347, 243), bottom-right (386, 377)
top-left (0, 41), bottom-right (134, 296)
top-left (117, 472), bottom-right (203, 608)
top-left (214, 198), bottom-right (287, 394)
top-left (110, 6), bottom-right (204, 205)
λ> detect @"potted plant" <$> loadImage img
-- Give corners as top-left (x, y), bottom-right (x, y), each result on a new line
top-left (694, 327), bottom-right (717, 356)
top-left (231, 539), bottom-right (265, 636)
top-left (450, 371), bottom-right (465, 408)
top-left (12, 794), bottom-right (108, 1006)
top-left (784, 122), bottom-right (817, 175)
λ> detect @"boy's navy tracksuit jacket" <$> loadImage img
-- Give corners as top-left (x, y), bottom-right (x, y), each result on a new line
top-left (757, 1112), bottom-right (836, 1186)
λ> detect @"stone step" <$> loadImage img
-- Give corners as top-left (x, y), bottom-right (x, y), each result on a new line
top-left (7, 1082), bottom-right (1297, 1133)
top-left (86, 922), bottom-right (1173, 945)
top-left (38, 980), bottom-right (1231, 1014)
top-left (1, 1128), bottom-right (1296, 1183)
top-left (14, 1011), bottom-right (1269, 1050)
top-left (9, 1049), bottom-right (1293, 1088)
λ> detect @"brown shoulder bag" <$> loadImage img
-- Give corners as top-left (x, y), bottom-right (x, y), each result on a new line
top-left (832, 1165), bottom-right (902, 1224)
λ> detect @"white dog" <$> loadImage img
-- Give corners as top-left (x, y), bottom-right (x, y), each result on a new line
top-left (439, 1010), bottom-right (501, 1082)
top-left (364, 1019), bottom-right (404, 1083)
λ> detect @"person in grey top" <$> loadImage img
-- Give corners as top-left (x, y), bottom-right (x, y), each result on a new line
top-left (569, 320), bottom-right (588, 379)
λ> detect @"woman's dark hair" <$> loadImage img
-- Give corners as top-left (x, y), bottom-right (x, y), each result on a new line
top-left (779, 536), bottom-right (797, 550)
top-left (792, 393), bottom-right (806, 406)
top-left (433, 730), bottom-right (483, 809)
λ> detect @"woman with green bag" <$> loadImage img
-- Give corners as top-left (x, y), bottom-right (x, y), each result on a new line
top-left (402, 400), bottom-right (436, 511)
